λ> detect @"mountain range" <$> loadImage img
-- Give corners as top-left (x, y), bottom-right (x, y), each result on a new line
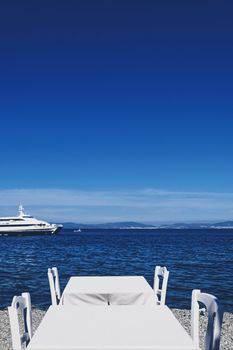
top-left (61, 221), bottom-right (233, 229)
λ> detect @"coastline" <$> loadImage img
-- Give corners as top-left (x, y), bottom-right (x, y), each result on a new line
top-left (1, 308), bottom-right (232, 350)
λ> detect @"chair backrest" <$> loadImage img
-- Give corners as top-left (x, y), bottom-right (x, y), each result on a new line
top-left (48, 267), bottom-right (61, 305)
top-left (153, 265), bottom-right (169, 305)
top-left (191, 289), bottom-right (223, 350)
top-left (8, 292), bottom-right (32, 350)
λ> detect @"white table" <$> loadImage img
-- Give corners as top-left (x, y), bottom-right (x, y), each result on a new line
top-left (61, 276), bottom-right (155, 306)
top-left (28, 305), bottom-right (200, 350)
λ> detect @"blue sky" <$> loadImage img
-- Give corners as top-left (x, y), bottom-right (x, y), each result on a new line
top-left (0, 1), bottom-right (233, 222)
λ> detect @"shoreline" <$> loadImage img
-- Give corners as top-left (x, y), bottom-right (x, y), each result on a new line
top-left (0, 308), bottom-right (232, 350)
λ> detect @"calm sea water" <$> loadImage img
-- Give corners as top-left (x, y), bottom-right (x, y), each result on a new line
top-left (0, 229), bottom-right (233, 311)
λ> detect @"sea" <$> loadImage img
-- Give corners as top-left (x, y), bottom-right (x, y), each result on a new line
top-left (0, 229), bottom-right (233, 311)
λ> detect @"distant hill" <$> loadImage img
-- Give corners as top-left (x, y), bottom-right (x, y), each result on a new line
top-left (62, 221), bottom-right (155, 229)
top-left (61, 221), bottom-right (233, 229)
top-left (158, 221), bottom-right (233, 229)
top-left (208, 221), bottom-right (233, 228)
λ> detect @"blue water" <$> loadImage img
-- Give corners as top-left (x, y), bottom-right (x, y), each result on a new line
top-left (0, 229), bottom-right (233, 311)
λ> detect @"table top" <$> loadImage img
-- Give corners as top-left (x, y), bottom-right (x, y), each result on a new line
top-left (28, 305), bottom-right (200, 350)
top-left (61, 276), bottom-right (155, 305)
top-left (63, 276), bottom-right (153, 293)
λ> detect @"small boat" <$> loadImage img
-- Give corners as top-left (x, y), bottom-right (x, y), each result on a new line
top-left (0, 205), bottom-right (63, 236)
top-left (74, 228), bottom-right (82, 233)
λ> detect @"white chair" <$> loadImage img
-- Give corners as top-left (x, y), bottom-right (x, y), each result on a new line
top-left (153, 265), bottom-right (169, 305)
top-left (191, 289), bottom-right (223, 350)
top-left (48, 267), bottom-right (61, 305)
top-left (8, 292), bottom-right (32, 350)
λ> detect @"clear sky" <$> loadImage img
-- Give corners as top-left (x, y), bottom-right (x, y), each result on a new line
top-left (0, 1), bottom-right (233, 223)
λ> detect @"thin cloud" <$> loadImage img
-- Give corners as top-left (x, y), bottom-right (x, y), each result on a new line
top-left (0, 188), bottom-right (233, 223)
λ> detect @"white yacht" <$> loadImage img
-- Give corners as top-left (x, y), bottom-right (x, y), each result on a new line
top-left (0, 205), bottom-right (63, 236)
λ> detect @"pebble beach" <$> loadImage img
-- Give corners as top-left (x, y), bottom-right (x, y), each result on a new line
top-left (1, 308), bottom-right (233, 350)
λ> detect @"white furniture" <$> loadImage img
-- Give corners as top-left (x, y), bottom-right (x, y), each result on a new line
top-left (27, 305), bottom-right (200, 350)
top-left (60, 276), bottom-right (155, 306)
top-left (191, 289), bottom-right (223, 350)
top-left (48, 267), bottom-right (61, 305)
top-left (153, 266), bottom-right (169, 305)
top-left (8, 292), bottom-right (33, 350)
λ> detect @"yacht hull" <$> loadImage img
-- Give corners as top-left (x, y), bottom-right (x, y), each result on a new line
top-left (0, 225), bottom-right (63, 236)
